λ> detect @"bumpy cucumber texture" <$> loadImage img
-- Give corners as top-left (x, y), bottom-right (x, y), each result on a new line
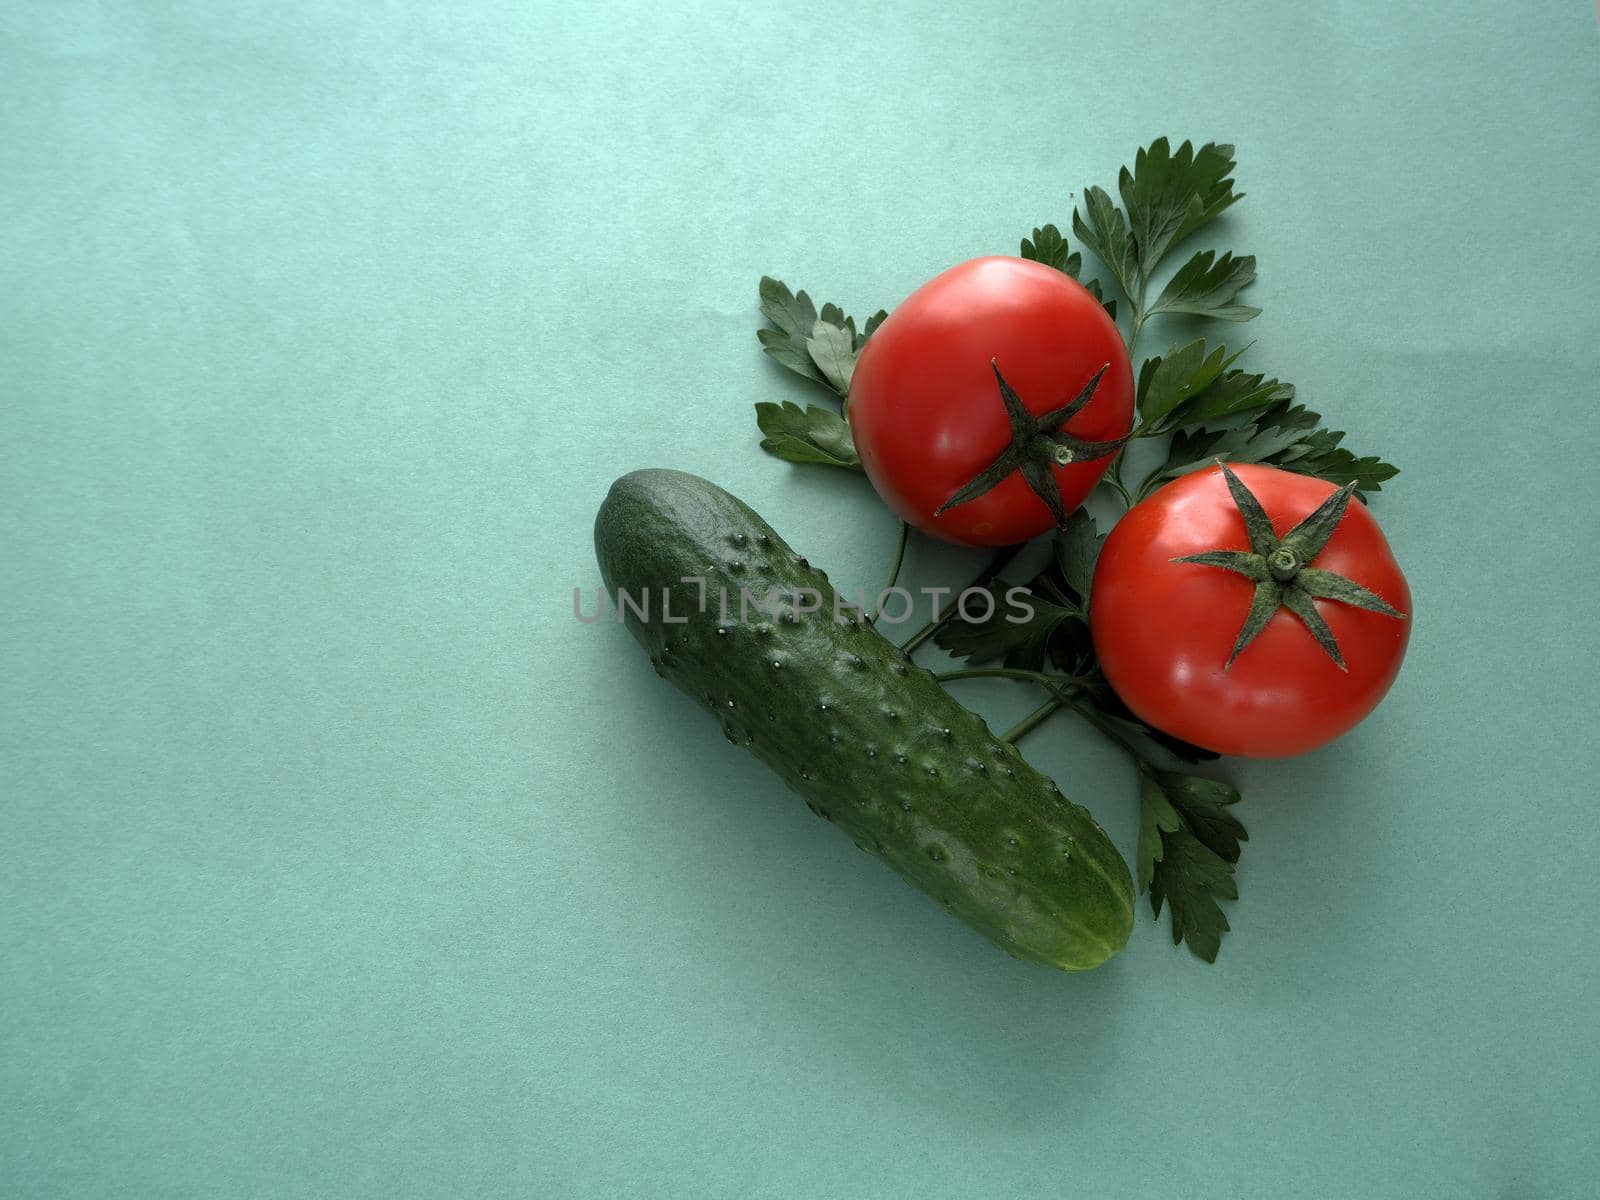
top-left (594, 469), bottom-right (1134, 970)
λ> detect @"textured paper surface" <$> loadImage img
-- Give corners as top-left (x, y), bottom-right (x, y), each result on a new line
top-left (3, 2), bottom-right (1598, 1196)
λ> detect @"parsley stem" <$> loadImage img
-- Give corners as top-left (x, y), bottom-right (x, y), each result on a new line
top-left (998, 697), bottom-right (1062, 745)
top-left (1101, 466), bottom-right (1133, 508)
top-left (1062, 695), bottom-right (1156, 772)
top-left (935, 667), bottom-right (1085, 692)
top-left (866, 521), bottom-right (910, 624)
top-left (1102, 273), bottom-right (1150, 508)
top-left (899, 544), bottom-right (1024, 655)
top-left (1126, 272), bottom-right (1149, 358)
top-left (938, 667), bottom-right (1159, 767)
top-left (936, 669), bottom-right (1087, 745)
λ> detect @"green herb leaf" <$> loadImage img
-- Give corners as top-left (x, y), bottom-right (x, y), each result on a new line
top-left (1072, 186), bottom-right (1139, 299)
top-left (1053, 510), bottom-right (1104, 604)
top-left (932, 580), bottom-right (1080, 671)
top-left (1020, 224), bottom-right (1083, 277)
top-left (1283, 434), bottom-right (1401, 494)
top-left (934, 554), bottom-right (1100, 676)
top-left (1118, 138), bottom-right (1242, 274)
top-left (1084, 690), bottom-right (1220, 764)
top-left (1146, 400), bottom-right (1398, 498)
top-left (1135, 339), bottom-right (1243, 426)
top-left (1142, 768), bottom-right (1245, 962)
top-left (1155, 771), bottom-right (1246, 863)
top-left (1137, 775), bottom-right (1182, 892)
top-left (818, 302), bottom-right (859, 341)
top-left (1171, 368), bottom-right (1295, 430)
top-left (1136, 341), bottom-right (1299, 435)
top-left (1148, 826), bottom-right (1238, 963)
top-left (753, 401), bottom-right (861, 470)
top-left (1148, 250), bottom-right (1260, 322)
top-left (758, 277), bottom-right (826, 387)
top-left (1021, 224), bottom-right (1116, 316)
top-left (806, 320), bottom-right (857, 395)
top-left (758, 278), bottom-right (883, 399)
top-left (1044, 612), bottom-right (1097, 676)
top-left (1081, 276), bottom-right (1117, 321)
top-left (1145, 774), bottom-right (1184, 896)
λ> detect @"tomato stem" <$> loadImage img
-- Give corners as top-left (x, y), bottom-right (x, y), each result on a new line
top-left (1267, 545), bottom-right (1300, 581)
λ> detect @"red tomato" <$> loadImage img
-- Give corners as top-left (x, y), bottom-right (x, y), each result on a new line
top-left (849, 257), bottom-right (1133, 546)
top-left (1090, 463), bottom-right (1411, 758)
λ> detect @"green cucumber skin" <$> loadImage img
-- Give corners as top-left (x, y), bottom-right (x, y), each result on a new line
top-left (594, 469), bottom-right (1134, 971)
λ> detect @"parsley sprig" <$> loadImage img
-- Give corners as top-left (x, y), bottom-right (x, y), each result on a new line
top-left (753, 278), bottom-right (882, 471)
top-left (1140, 771), bottom-right (1246, 963)
top-left (748, 139), bottom-right (1402, 963)
top-left (1035, 137), bottom-right (1398, 505)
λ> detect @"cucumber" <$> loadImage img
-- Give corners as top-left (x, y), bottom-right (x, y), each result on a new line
top-left (594, 469), bottom-right (1134, 971)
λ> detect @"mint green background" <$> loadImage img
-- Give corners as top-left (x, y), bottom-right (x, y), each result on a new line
top-left (4, 2), bottom-right (1598, 1196)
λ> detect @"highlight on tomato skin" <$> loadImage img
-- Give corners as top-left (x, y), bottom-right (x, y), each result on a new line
top-left (1088, 463), bottom-right (1412, 758)
top-left (848, 256), bottom-right (1134, 547)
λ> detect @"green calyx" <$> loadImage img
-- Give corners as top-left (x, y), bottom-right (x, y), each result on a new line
top-left (1173, 463), bottom-right (1406, 671)
top-left (935, 361), bottom-right (1123, 531)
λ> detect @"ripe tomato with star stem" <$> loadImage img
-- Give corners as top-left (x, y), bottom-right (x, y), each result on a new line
top-left (847, 256), bottom-right (1134, 547)
top-left (1090, 463), bottom-right (1411, 758)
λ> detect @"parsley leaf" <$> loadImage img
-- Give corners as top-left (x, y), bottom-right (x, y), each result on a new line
top-left (1135, 339), bottom-right (1298, 434)
top-left (816, 301), bottom-right (856, 336)
top-left (1137, 775), bottom-right (1182, 892)
top-left (1144, 400), bottom-right (1398, 498)
top-left (1052, 509), bottom-right (1103, 603)
top-left (1162, 772), bottom-right (1248, 862)
top-left (753, 401), bottom-right (861, 470)
top-left (935, 514), bottom-right (1106, 675)
top-left (1081, 690), bottom-right (1220, 764)
top-left (1119, 138), bottom-right (1242, 275)
top-left (1072, 187), bottom-right (1139, 300)
top-left (806, 321), bottom-right (857, 395)
top-left (757, 277), bottom-right (882, 399)
top-left (1147, 250), bottom-right (1260, 322)
top-left (1136, 339), bottom-right (1245, 426)
top-left (1065, 139), bottom-right (1247, 362)
top-left (1081, 277), bottom-right (1117, 321)
top-left (932, 580), bottom-right (1082, 672)
top-left (1149, 826), bottom-right (1237, 963)
top-left (1172, 366), bottom-right (1295, 430)
top-left (1021, 224), bottom-right (1117, 318)
top-left (1140, 769), bottom-right (1246, 962)
top-left (1020, 224), bottom-right (1082, 276)
top-left (757, 277), bottom-right (827, 388)
top-left (754, 279), bottom-right (890, 473)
